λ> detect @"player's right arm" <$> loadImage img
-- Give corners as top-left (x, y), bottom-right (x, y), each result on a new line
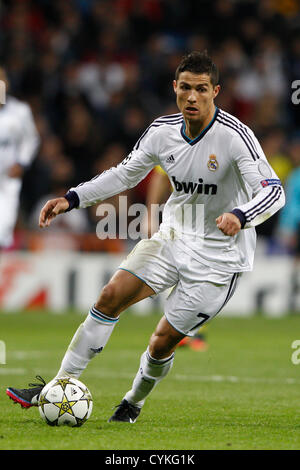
top-left (39, 126), bottom-right (160, 228)
top-left (39, 197), bottom-right (70, 228)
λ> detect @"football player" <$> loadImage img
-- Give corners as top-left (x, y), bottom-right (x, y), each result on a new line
top-left (0, 67), bottom-right (40, 249)
top-left (7, 52), bottom-right (285, 423)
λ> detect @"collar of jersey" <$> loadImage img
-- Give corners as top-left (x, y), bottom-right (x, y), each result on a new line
top-left (181, 107), bottom-right (219, 146)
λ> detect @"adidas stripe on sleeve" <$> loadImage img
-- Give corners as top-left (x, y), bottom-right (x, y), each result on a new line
top-left (224, 118), bottom-right (285, 229)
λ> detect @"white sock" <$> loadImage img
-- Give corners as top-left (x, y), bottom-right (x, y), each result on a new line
top-left (55, 306), bottom-right (119, 379)
top-left (124, 347), bottom-right (175, 408)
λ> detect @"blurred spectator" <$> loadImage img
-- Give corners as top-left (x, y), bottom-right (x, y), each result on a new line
top-left (62, 99), bottom-right (103, 182)
top-left (279, 137), bottom-right (300, 255)
top-left (0, 66), bottom-right (40, 250)
top-left (256, 128), bottom-right (292, 241)
top-left (261, 128), bottom-right (293, 184)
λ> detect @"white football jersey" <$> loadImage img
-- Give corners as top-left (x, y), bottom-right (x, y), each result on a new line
top-left (0, 95), bottom-right (40, 177)
top-left (70, 108), bottom-right (285, 273)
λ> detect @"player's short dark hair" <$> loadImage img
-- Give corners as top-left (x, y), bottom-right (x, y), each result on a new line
top-left (175, 51), bottom-right (219, 86)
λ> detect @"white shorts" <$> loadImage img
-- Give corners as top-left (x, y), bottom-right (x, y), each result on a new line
top-left (119, 232), bottom-right (241, 336)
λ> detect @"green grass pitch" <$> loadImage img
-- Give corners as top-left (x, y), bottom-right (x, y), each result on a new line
top-left (0, 311), bottom-right (300, 450)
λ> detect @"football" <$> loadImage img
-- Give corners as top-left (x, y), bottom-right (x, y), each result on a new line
top-left (38, 377), bottom-right (93, 427)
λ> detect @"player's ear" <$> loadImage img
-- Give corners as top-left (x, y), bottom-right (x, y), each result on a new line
top-left (213, 84), bottom-right (220, 99)
top-left (173, 80), bottom-right (177, 94)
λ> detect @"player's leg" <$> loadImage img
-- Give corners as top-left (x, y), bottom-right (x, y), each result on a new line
top-left (6, 269), bottom-right (155, 407)
top-left (56, 234), bottom-right (179, 380)
top-left (109, 266), bottom-right (241, 422)
top-left (55, 268), bottom-right (156, 379)
top-left (7, 233), bottom-right (178, 409)
top-left (109, 316), bottom-right (184, 422)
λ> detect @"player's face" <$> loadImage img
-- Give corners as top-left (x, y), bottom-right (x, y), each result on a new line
top-left (173, 72), bottom-right (220, 123)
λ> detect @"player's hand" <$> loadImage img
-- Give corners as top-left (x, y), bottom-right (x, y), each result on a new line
top-left (39, 197), bottom-right (69, 228)
top-left (7, 163), bottom-right (24, 178)
top-left (216, 212), bottom-right (241, 236)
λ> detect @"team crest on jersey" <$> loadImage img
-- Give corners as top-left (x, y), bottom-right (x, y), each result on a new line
top-left (207, 154), bottom-right (218, 171)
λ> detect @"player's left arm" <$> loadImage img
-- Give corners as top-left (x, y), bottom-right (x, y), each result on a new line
top-left (216, 133), bottom-right (285, 236)
top-left (143, 167), bottom-right (172, 237)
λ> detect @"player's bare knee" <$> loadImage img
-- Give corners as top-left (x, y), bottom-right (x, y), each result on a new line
top-left (95, 283), bottom-right (120, 317)
top-left (148, 332), bottom-right (174, 360)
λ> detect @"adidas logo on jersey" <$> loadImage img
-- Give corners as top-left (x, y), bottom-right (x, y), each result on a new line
top-left (171, 176), bottom-right (217, 195)
top-left (166, 154), bottom-right (175, 163)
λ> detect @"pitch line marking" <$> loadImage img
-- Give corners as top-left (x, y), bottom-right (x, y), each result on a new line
top-left (2, 367), bottom-right (299, 385)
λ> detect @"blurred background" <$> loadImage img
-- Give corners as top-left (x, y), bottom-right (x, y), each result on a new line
top-left (0, 0), bottom-right (299, 315)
